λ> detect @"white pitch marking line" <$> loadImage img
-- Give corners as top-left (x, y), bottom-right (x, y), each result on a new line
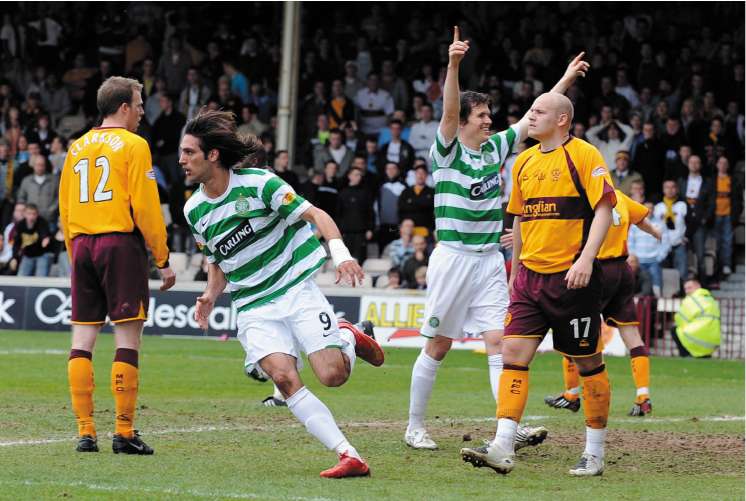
top-left (1, 416), bottom-right (743, 448)
top-left (0, 349), bottom-right (67, 355)
top-left (0, 480), bottom-right (334, 501)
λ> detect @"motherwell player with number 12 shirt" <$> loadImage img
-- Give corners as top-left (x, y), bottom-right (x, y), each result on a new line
top-left (59, 76), bottom-right (176, 455)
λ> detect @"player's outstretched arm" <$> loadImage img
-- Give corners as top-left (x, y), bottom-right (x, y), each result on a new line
top-left (194, 263), bottom-right (227, 330)
top-left (440, 26), bottom-right (469, 144)
top-left (565, 195), bottom-right (613, 289)
top-left (300, 206), bottom-right (365, 287)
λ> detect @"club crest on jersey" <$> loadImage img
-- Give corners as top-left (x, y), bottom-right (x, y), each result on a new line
top-left (482, 151), bottom-right (495, 164)
top-left (282, 192), bottom-right (296, 205)
top-left (215, 220), bottom-right (255, 259)
top-left (552, 168), bottom-right (561, 181)
top-left (428, 316), bottom-right (440, 328)
top-left (470, 173), bottom-right (500, 199)
top-left (235, 196), bottom-right (251, 216)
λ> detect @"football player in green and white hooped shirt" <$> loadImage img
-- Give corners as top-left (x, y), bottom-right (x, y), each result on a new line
top-left (404, 26), bottom-right (591, 451)
top-left (180, 110), bottom-right (385, 479)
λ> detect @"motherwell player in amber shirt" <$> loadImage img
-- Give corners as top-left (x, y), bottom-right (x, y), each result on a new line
top-left (545, 190), bottom-right (662, 418)
top-left (461, 92), bottom-right (615, 477)
top-left (59, 77), bottom-right (175, 455)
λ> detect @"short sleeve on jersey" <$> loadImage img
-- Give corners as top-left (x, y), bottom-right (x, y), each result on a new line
top-left (261, 174), bottom-right (311, 224)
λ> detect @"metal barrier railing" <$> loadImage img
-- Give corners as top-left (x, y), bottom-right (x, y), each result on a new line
top-left (635, 296), bottom-right (745, 360)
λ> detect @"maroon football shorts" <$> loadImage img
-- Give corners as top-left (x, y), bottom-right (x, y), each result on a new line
top-left (599, 257), bottom-right (639, 327)
top-left (70, 233), bottom-right (149, 324)
top-left (504, 262), bottom-right (603, 357)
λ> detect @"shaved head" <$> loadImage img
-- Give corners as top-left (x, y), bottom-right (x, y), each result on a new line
top-left (528, 92), bottom-right (575, 142)
top-left (535, 92), bottom-right (574, 123)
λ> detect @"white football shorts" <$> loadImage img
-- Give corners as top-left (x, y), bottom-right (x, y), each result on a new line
top-left (420, 243), bottom-right (509, 339)
top-left (238, 279), bottom-right (343, 378)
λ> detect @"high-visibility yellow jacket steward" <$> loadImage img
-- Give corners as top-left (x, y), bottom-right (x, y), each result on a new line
top-left (674, 288), bottom-right (721, 357)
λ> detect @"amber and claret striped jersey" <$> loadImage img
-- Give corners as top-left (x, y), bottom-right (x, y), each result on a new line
top-left (59, 127), bottom-right (169, 267)
top-left (597, 190), bottom-right (649, 260)
top-left (507, 137), bottom-right (616, 274)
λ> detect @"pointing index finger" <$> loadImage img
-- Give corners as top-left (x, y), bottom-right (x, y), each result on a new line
top-left (453, 26), bottom-right (460, 43)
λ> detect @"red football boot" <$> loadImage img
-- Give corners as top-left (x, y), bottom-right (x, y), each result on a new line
top-left (319, 453), bottom-right (370, 478)
top-left (338, 320), bottom-right (384, 367)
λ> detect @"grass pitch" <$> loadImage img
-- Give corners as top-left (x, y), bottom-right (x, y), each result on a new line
top-left (0, 330), bottom-right (743, 500)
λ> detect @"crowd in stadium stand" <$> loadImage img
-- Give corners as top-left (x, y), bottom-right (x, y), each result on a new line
top-left (0, 3), bottom-right (742, 295)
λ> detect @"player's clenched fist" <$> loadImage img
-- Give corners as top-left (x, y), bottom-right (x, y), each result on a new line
top-left (448, 26), bottom-right (470, 66)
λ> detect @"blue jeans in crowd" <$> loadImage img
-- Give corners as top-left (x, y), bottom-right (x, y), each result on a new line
top-left (18, 254), bottom-right (52, 277)
top-left (711, 216), bottom-right (733, 272)
top-left (639, 260), bottom-right (662, 290)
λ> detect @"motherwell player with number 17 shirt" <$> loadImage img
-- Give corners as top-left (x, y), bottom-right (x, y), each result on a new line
top-left (59, 76), bottom-right (176, 455)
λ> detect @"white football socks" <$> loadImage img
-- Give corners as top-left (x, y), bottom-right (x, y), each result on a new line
top-left (338, 324), bottom-right (357, 374)
top-left (286, 386), bottom-right (360, 459)
top-left (407, 350), bottom-right (442, 431)
top-left (487, 354), bottom-right (503, 402)
top-left (492, 418), bottom-right (518, 452)
top-left (584, 427), bottom-right (607, 459)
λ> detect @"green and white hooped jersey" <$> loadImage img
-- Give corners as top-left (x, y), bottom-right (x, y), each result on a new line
top-left (430, 125), bottom-right (520, 252)
top-left (183, 168), bottom-right (326, 312)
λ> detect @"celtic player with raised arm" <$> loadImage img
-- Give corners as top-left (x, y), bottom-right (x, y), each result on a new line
top-left (405, 26), bottom-right (590, 451)
top-left (181, 110), bottom-right (384, 479)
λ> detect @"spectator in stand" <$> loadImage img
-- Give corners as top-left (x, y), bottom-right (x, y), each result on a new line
top-left (665, 144), bottom-right (692, 182)
top-left (377, 110), bottom-right (411, 146)
top-left (222, 58), bottom-right (249, 105)
top-left (39, 73), bottom-right (71, 128)
top-left (141, 58), bottom-right (158, 100)
top-left (145, 78), bottom-right (167, 126)
top-left (384, 267), bottom-right (402, 289)
top-left (343, 121), bottom-right (364, 155)
top-left (377, 161), bottom-right (406, 254)
top-left (679, 154), bottom-right (715, 281)
top-left (413, 265), bottom-right (428, 290)
top-left (660, 117), bottom-right (687, 165)
top-left (314, 128), bottom-right (353, 174)
top-left (216, 75), bottom-right (241, 114)
top-left (363, 138), bottom-right (379, 177)
top-left (179, 67), bottom-right (211, 121)
top-left (614, 67), bottom-right (640, 108)
top-left (327, 79), bottom-right (355, 130)
top-left (381, 59), bottom-right (409, 112)
top-left (52, 217), bottom-right (70, 278)
top-left (712, 155), bottom-right (742, 277)
top-left (25, 114), bottom-right (56, 155)
top-left (389, 218), bottom-right (415, 267)
top-left (0, 201), bottom-right (24, 273)
top-left (11, 203), bottom-right (52, 277)
top-left (632, 121), bottom-right (665, 200)
top-left (377, 119), bottom-right (415, 175)
top-left (628, 202), bottom-right (670, 297)
top-left (0, 143), bottom-right (13, 227)
top-left (151, 92), bottom-right (186, 183)
top-left (406, 157), bottom-right (434, 187)
top-left (342, 60), bottom-right (364, 101)
top-left (355, 73), bottom-right (394, 136)
top-left (611, 151), bottom-right (644, 196)
top-left (237, 104), bottom-right (268, 138)
top-left (586, 117), bottom-right (635, 172)
top-left (299, 168), bottom-right (323, 207)
top-left (316, 160), bottom-right (341, 220)
top-left (398, 163), bottom-right (435, 237)
top-left (272, 150), bottom-right (300, 191)
top-left (401, 235), bottom-right (429, 288)
top-left (408, 102), bottom-right (438, 161)
top-left (337, 167), bottom-right (374, 264)
top-left (16, 154), bottom-right (58, 227)
top-left (655, 180), bottom-right (689, 290)
top-left (627, 254), bottom-right (653, 296)
top-left (158, 36), bottom-right (192, 95)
